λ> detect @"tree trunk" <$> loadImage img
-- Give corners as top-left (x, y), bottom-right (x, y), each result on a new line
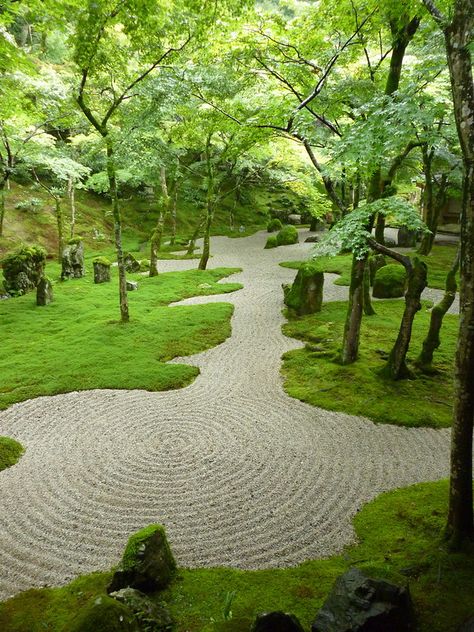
top-left (187, 211), bottom-right (205, 255)
top-left (0, 178), bottom-right (5, 238)
top-left (382, 257), bottom-right (427, 379)
top-left (105, 136), bottom-right (129, 323)
top-left (169, 182), bottom-right (178, 247)
top-left (341, 256), bottom-right (366, 364)
top-left (417, 249), bottom-right (460, 368)
top-left (363, 261), bottom-right (375, 315)
top-left (374, 213), bottom-right (386, 244)
top-left (55, 198), bottom-right (64, 262)
top-left (198, 202), bottom-right (213, 270)
top-left (149, 167), bottom-right (170, 277)
top-left (68, 176), bottom-right (76, 239)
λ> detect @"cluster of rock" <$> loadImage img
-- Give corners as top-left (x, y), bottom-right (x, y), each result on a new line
top-left (1, 244), bottom-right (55, 306)
top-left (67, 524), bottom-right (176, 631)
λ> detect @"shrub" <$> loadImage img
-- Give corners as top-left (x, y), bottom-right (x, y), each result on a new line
top-left (14, 198), bottom-right (42, 212)
top-left (264, 235), bottom-right (278, 249)
top-left (267, 218), bottom-right (283, 233)
top-left (276, 224), bottom-right (299, 246)
top-left (373, 264), bottom-right (406, 298)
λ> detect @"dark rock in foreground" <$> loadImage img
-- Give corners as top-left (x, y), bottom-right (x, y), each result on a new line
top-left (252, 611), bottom-right (305, 632)
top-left (111, 587), bottom-right (173, 631)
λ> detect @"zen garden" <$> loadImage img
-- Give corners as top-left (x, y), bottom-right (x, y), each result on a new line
top-left (0, 0), bottom-right (473, 631)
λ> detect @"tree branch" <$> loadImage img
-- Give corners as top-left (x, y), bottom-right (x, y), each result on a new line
top-left (367, 236), bottom-right (413, 270)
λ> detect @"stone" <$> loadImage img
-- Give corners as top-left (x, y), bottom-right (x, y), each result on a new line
top-left (93, 258), bottom-right (111, 284)
top-left (287, 214), bottom-right (302, 225)
top-left (126, 281), bottom-right (139, 291)
top-left (373, 264), bottom-right (406, 299)
top-left (252, 611), bottom-right (305, 632)
top-left (312, 567), bottom-right (414, 632)
top-left (110, 588), bottom-right (173, 632)
top-left (310, 218), bottom-right (326, 231)
top-left (397, 227), bottom-right (417, 248)
top-left (457, 617), bottom-right (474, 632)
top-left (385, 237), bottom-right (397, 247)
top-left (36, 277), bottom-right (53, 306)
top-left (368, 254), bottom-right (387, 286)
top-left (2, 245), bottom-right (46, 296)
top-left (61, 239), bottom-right (85, 280)
top-left (108, 524), bottom-right (176, 594)
top-left (271, 209), bottom-right (291, 223)
top-left (276, 225), bottom-right (299, 246)
top-left (284, 263), bottom-right (324, 315)
top-left (305, 236), bottom-right (320, 243)
top-left (66, 595), bottom-right (139, 632)
top-left (124, 253), bottom-right (141, 273)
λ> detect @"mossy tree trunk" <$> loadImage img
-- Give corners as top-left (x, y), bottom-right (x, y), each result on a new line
top-left (54, 197), bottom-right (64, 262)
top-left (187, 211), bottom-right (206, 255)
top-left (423, 0), bottom-right (474, 547)
top-left (417, 249), bottom-right (460, 368)
top-left (199, 136), bottom-right (215, 271)
top-left (169, 181), bottom-right (178, 247)
top-left (418, 144), bottom-right (449, 255)
top-left (150, 166), bottom-right (170, 277)
top-left (105, 136), bottom-right (129, 323)
top-left (68, 176), bottom-right (77, 239)
top-left (0, 177), bottom-right (6, 238)
top-left (341, 256), bottom-right (366, 364)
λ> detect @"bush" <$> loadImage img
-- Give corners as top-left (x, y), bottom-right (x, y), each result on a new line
top-left (276, 224), bottom-right (299, 246)
top-left (65, 596), bottom-right (139, 632)
top-left (267, 218), bottom-right (283, 233)
top-left (14, 198), bottom-right (43, 213)
top-left (373, 264), bottom-right (406, 298)
top-left (264, 235), bottom-right (278, 249)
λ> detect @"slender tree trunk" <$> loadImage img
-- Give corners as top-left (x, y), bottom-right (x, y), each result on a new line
top-left (382, 257), bottom-right (427, 379)
top-left (105, 136), bottom-right (129, 323)
top-left (68, 176), bottom-right (76, 239)
top-left (341, 256), bottom-right (365, 364)
top-left (169, 182), bottom-right (178, 247)
top-left (55, 198), bottom-right (64, 262)
top-left (374, 213), bottom-right (386, 244)
top-left (187, 211), bottom-right (206, 255)
top-left (198, 201), bottom-right (213, 270)
top-left (0, 178), bottom-right (6, 238)
top-left (417, 249), bottom-right (460, 368)
top-left (149, 167), bottom-right (170, 277)
top-left (363, 261), bottom-right (375, 315)
top-left (423, 0), bottom-right (474, 546)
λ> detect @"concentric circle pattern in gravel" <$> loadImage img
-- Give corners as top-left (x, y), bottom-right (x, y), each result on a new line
top-left (0, 229), bottom-right (454, 600)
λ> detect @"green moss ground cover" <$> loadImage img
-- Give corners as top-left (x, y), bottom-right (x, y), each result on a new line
top-left (0, 480), bottom-right (472, 632)
top-left (282, 300), bottom-right (457, 428)
top-left (280, 244), bottom-right (459, 290)
top-left (0, 437), bottom-right (24, 471)
top-left (0, 266), bottom-right (241, 410)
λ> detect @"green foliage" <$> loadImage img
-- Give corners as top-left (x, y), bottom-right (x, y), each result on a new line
top-left (0, 266), bottom-right (242, 410)
top-left (267, 218), bottom-right (283, 232)
top-left (0, 436), bottom-right (24, 472)
top-left (65, 595), bottom-right (139, 632)
top-left (14, 198), bottom-right (43, 212)
top-left (372, 264), bottom-right (407, 299)
top-left (276, 225), bottom-right (298, 246)
top-left (92, 256), bottom-right (111, 266)
top-left (282, 300), bottom-right (457, 428)
top-left (1, 481), bottom-right (473, 632)
top-left (2, 245), bottom-right (47, 268)
top-left (264, 235), bottom-right (278, 249)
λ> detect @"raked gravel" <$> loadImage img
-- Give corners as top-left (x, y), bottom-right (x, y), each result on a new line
top-left (0, 229), bottom-right (456, 600)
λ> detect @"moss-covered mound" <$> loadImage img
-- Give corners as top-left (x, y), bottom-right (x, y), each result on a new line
top-left (276, 225), bottom-right (299, 246)
top-left (373, 264), bottom-right (406, 298)
top-left (0, 436), bottom-right (24, 472)
top-left (284, 262), bottom-right (324, 315)
top-left (2, 245), bottom-right (47, 296)
top-left (65, 596), bottom-right (139, 632)
top-left (267, 218), bottom-right (283, 233)
top-left (264, 235), bottom-right (278, 249)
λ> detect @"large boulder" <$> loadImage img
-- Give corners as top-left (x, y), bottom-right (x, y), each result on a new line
top-left (397, 227), bottom-right (417, 248)
top-left (372, 264), bottom-right (406, 298)
top-left (65, 595), bottom-right (139, 632)
top-left (284, 262), bottom-right (324, 315)
top-left (287, 214), bottom-right (302, 225)
top-left (108, 524), bottom-right (176, 594)
top-left (110, 588), bottom-right (173, 632)
top-left (2, 245), bottom-right (46, 296)
top-left (276, 225), bottom-right (299, 246)
top-left (93, 257), bottom-right (112, 284)
top-left (124, 252), bottom-right (141, 273)
top-left (61, 239), bottom-right (85, 280)
top-left (312, 567), bottom-right (414, 632)
top-left (270, 209), bottom-right (291, 223)
top-left (252, 612), bottom-right (305, 632)
top-left (36, 277), bottom-right (53, 306)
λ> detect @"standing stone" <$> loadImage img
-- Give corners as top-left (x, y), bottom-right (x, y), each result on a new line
top-left (107, 524), bottom-right (176, 594)
top-left (126, 280), bottom-right (138, 291)
top-left (252, 612), bottom-right (305, 632)
top-left (287, 214), bottom-right (302, 225)
top-left (124, 253), bottom-right (141, 273)
top-left (284, 262), bottom-right (324, 315)
top-left (397, 227), bottom-right (417, 248)
top-left (312, 567), bottom-right (415, 632)
top-left (93, 258), bottom-right (111, 284)
top-left (61, 239), bottom-right (85, 280)
top-left (2, 245), bottom-right (46, 296)
top-left (36, 277), bottom-right (53, 306)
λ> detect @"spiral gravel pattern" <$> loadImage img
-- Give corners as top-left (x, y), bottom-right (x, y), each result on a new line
top-left (0, 229), bottom-right (454, 600)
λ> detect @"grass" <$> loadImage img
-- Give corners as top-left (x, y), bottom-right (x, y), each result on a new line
top-left (0, 436), bottom-right (24, 472)
top-left (0, 480), bottom-right (472, 632)
top-left (282, 300), bottom-right (457, 428)
top-left (280, 244), bottom-right (460, 290)
top-left (0, 264), bottom-right (242, 410)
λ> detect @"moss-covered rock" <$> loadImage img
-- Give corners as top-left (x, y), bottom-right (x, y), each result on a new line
top-left (124, 253), bottom-right (140, 273)
top-left (36, 277), bottom-right (54, 306)
top-left (2, 245), bottom-right (47, 296)
top-left (373, 264), bottom-right (406, 298)
top-left (62, 241), bottom-right (85, 280)
top-left (108, 525), bottom-right (176, 594)
top-left (264, 235), bottom-right (278, 249)
top-left (93, 258), bottom-right (112, 284)
top-left (284, 263), bottom-right (324, 315)
top-left (139, 259), bottom-right (151, 272)
top-left (110, 588), bottom-right (173, 632)
top-left (65, 595), bottom-right (139, 632)
top-left (267, 218), bottom-right (283, 233)
top-left (0, 436), bottom-right (24, 472)
top-left (276, 225), bottom-right (299, 246)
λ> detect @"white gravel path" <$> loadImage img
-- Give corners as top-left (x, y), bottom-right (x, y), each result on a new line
top-left (0, 229), bottom-right (454, 601)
